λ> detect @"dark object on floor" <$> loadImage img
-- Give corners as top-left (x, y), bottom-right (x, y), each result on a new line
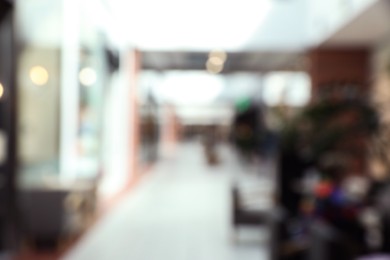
top-left (232, 185), bottom-right (288, 260)
top-left (205, 149), bottom-right (219, 166)
top-left (19, 190), bottom-right (69, 249)
top-left (232, 186), bottom-right (269, 227)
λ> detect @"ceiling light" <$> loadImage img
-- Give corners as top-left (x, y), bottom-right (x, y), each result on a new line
top-left (206, 60), bottom-right (223, 74)
top-left (208, 56), bottom-right (224, 66)
top-left (115, 0), bottom-right (272, 51)
top-left (209, 49), bottom-right (227, 62)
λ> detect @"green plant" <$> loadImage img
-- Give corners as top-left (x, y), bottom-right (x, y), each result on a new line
top-left (281, 99), bottom-right (378, 177)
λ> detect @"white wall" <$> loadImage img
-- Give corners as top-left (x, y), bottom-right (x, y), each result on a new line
top-left (221, 73), bottom-right (263, 102)
top-left (100, 64), bottom-right (131, 198)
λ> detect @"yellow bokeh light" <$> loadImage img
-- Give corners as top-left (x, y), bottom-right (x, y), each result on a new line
top-left (209, 49), bottom-right (227, 62)
top-left (79, 67), bottom-right (97, 86)
top-left (0, 83), bottom-right (4, 99)
top-left (206, 60), bottom-right (223, 74)
top-left (30, 66), bottom-right (49, 86)
top-left (208, 56), bottom-right (224, 66)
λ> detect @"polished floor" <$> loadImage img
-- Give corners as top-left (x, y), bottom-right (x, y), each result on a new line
top-left (64, 141), bottom-right (274, 260)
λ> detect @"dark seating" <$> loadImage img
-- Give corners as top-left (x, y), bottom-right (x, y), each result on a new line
top-left (19, 190), bottom-right (69, 249)
top-left (232, 185), bottom-right (287, 260)
top-left (232, 187), bottom-right (268, 227)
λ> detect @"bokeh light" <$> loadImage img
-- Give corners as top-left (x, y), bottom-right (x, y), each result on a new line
top-left (79, 67), bottom-right (97, 86)
top-left (29, 66), bottom-right (49, 86)
top-left (0, 83), bottom-right (4, 99)
top-left (206, 60), bottom-right (223, 74)
top-left (209, 49), bottom-right (227, 62)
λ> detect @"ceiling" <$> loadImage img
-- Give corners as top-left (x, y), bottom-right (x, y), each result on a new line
top-left (107, 0), bottom-right (309, 52)
top-left (20, 0), bottom-right (390, 72)
top-left (118, 0), bottom-right (310, 72)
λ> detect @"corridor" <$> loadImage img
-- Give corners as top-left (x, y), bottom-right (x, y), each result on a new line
top-left (64, 141), bottom-right (273, 260)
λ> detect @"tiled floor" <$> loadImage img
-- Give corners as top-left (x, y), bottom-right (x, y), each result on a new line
top-left (64, 141), bottom-right (273, 260)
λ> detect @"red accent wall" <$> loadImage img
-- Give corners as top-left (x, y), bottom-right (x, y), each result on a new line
top-left (129, 50), bottom-right (142, 176)
top-left (308, 47), bottom-right (372, 176)
top-left (309, 48), bottom-right (370, 99)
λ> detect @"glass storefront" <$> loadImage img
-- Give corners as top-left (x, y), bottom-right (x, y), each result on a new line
top-left (16, 0), bottom-right (63, 187)
top-left (16, 0), bottom-right (119, 188)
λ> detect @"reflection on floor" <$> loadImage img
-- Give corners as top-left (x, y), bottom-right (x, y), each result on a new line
top-left (64, 141), bottom-right (274, 260)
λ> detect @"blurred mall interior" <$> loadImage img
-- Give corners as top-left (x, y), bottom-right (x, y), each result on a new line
top-left (1, 0), bottom-right (390, 259)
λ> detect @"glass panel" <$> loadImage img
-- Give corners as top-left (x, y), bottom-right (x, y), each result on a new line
top-left (16, 0), bottom-right (62, 187)
top-left (76, 5), bottom-right (109, 179)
